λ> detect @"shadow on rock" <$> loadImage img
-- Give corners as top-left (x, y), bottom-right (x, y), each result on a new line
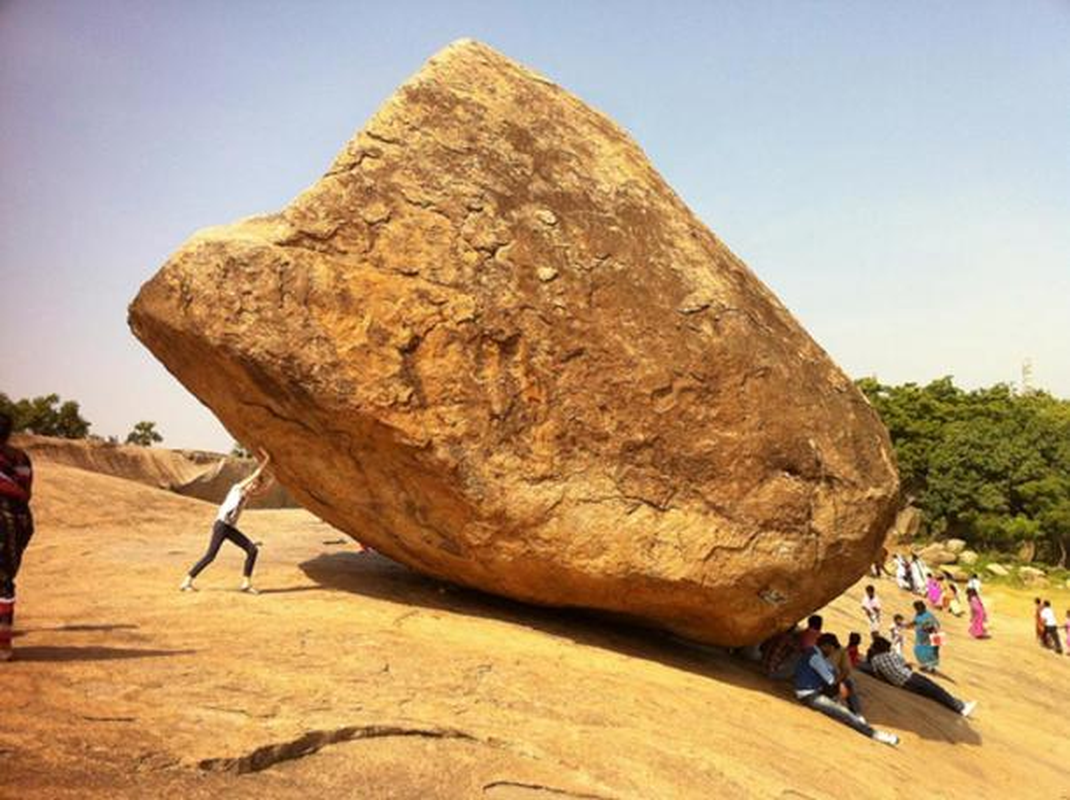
top-left (300, 551), bottom-right (982, 747)
top-left (12, 645), bottom-right (195, 663)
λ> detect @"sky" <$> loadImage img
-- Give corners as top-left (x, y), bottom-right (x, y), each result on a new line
top-left (2, 0), bottom-right (1068, 452)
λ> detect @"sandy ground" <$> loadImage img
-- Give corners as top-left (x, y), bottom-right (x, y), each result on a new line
top-left (2, 462), bottom-right (1068, 799)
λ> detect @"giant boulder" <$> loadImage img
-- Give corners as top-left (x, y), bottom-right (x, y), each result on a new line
top-left (129, 40), bottom-right (899, 645)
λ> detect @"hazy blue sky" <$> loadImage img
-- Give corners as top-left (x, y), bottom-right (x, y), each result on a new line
top-left (2, 1), bottom-right (1068, 451)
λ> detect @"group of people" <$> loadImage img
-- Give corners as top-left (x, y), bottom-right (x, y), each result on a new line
top-left (891, 554), bottom-right (990, 640)
top-left (1035, 598), bottom-right (1070, 656)
top-left (766, 544), bottom-right (1070, 745)
top-left (761, 605), bottom-right (978, 748)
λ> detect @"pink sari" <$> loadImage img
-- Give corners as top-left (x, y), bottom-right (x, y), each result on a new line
top-left (926, 578), bottom-right (942, 607)
top-left (969, 595), bottom-right (988, 638)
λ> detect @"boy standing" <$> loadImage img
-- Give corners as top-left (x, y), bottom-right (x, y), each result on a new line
top-left (861, 585), bottom-right (882, 634)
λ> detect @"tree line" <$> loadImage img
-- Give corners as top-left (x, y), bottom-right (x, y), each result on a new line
top-left (0, 392), bottom-right (162, 446)
top-left (858, 377), bottom-right (1070, 567)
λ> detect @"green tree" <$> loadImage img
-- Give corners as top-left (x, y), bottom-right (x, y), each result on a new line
top-left (126, 421), bottom-right (163, 447)
top-left (0, 392), bottom-right (91, 438)
top-left (858, 377), bottom-right (1070, 566)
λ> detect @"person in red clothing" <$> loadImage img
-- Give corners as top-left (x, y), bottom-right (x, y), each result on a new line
top-left (0, 413), bottom-right (34, 662)
top-left (846, 631), bottom-right (863, 668)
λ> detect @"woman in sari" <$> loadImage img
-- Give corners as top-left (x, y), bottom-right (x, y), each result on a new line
top-left (926, 575), bottom-right (943, 607)
top-left (966, 587), bottom-right (989, 638)
top-left (912, 600), bottom-right (941, 671)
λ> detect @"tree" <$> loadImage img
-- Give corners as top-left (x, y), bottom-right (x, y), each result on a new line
top-left (126, 421), bottom-right (163, 447)
top-left (859, 376), bottom-right (1070, 566)
top-left (0, 392), bottom-right (91, 438)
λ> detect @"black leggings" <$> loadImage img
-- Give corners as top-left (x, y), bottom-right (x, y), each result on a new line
top-left (904, 672), bottom-right (964, 713)
top-left (189, 520), bottom-right (258, 578)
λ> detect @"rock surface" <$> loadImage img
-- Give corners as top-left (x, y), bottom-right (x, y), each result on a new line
top-left (986, 563), bottom-right (1010, 577)
top-left (889, 505), bottom-right (923, 542)
top-left (9, 461), bottom-right (1070, 799)
top-left (919, 543), bottom-right (958, 566)
top-left (958, 549), bottom-right (979, 566)
top-left (1018, 566), bottom-right (1046, 580)
top-left (942, 565), bottom-right (970, 582)
top-left (129, 39), bottom-right (899, 645)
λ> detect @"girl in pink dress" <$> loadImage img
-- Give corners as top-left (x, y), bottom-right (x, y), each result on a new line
top-left (967, 587), bottom-right (989, 639)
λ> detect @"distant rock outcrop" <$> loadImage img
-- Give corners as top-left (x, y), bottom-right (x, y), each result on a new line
top-left (129, 40), bottom-right (899, 645)
top-left (17, 434), bottom-right (295, 509)
top-left (14, 434), bottom-right (210, 490)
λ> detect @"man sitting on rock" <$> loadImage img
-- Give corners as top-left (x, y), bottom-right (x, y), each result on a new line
top-left (794, 632), bottom-right (899, 746)
top-left (868, 636), bottom-right (977, 717)
top-left (797, 614), bottom-right (823, 650)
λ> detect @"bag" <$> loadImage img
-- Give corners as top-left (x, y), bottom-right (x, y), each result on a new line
top-left (929, 630), bottom-right (947, 647)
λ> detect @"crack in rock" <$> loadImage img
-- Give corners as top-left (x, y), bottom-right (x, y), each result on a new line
top-left (198, 723), bottom-right (491, 775)
top-left (483, 780), bottom-right (616, 800)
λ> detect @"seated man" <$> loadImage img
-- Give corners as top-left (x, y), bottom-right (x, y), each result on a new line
top-left (794, 633), bottom-right (899, 746)
top-left (797, 614), bottom-right (823, 650)
top-left (868, 636), bottom-right (977, 717)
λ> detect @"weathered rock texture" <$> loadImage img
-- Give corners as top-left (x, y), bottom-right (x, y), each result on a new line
top-left (129, 40), bottom-right (899, 645)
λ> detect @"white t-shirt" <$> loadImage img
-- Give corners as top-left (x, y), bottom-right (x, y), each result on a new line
top-left (1040, 606), bottom-right (1058, 627)
top-left (217, 484), bottom-right (248, 527)
top-left (862, 594), bottom-right (882, 615)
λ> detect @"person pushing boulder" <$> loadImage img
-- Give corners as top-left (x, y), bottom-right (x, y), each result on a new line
top-left (180, 449), bottom-right (273, 594)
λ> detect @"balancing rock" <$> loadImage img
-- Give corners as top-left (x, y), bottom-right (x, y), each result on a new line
top-left (130, 40), bottom-right (899, 644)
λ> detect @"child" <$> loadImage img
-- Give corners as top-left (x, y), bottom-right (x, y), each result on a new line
top-left (889, 613), bottom-right (907, 657)
top-left (846, 632), bottom-right (863, 668)
top-left (943, 582), bottom-right (964, 617)
top-left (861, 585), bottom-right (882, 633)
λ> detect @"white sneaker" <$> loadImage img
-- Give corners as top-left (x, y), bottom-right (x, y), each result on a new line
top-left (872, 730), bottom-right (899, 747)
top-left (179, 577), bottom-right (195, 592)
top-left (961, 700), bottom-right (977, 718)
